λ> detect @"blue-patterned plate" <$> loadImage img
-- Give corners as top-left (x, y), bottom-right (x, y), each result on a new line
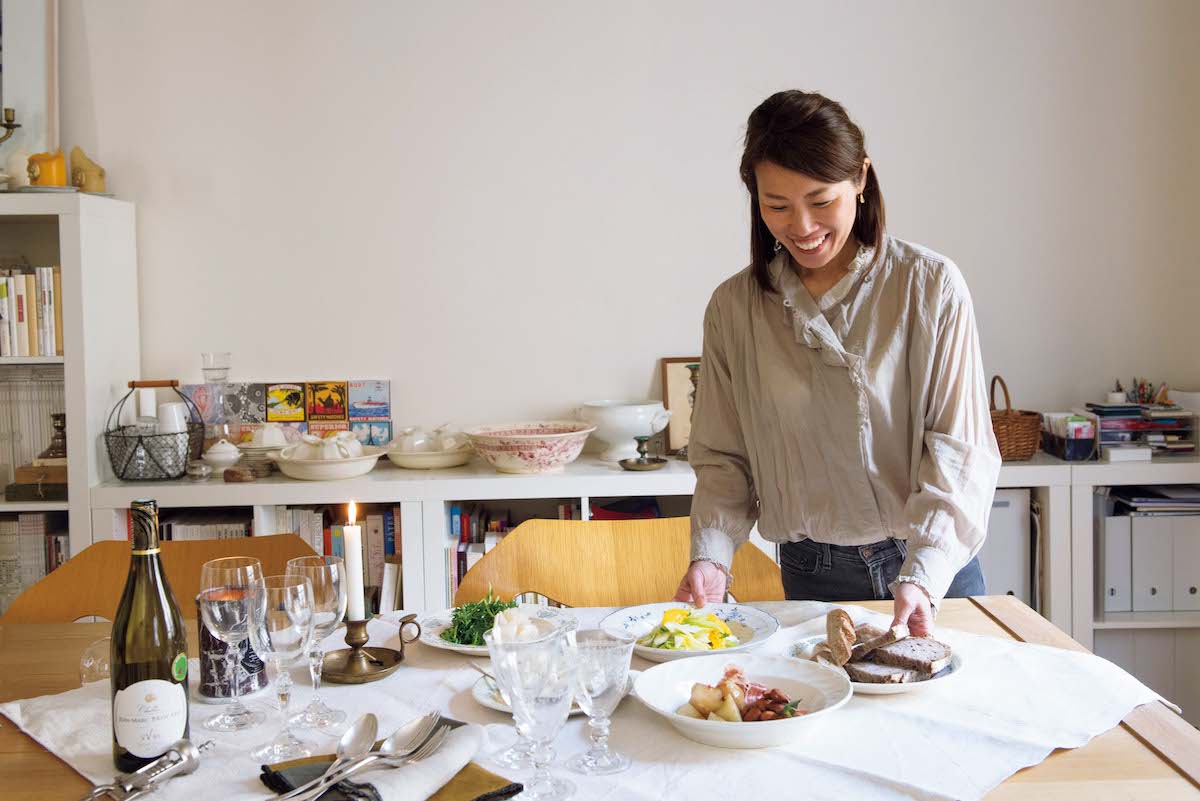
top-left (417, 604), bottom-right (576, 656)
top-left (599, 602), bottom-right (780, 663)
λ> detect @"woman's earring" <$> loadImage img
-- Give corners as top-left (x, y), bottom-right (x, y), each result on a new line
top-left (773, 239), bottom-right (783, 253)
top-left (858, 193), bottom-right (865, 204)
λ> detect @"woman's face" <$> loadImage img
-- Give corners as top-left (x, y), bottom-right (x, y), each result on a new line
top-left (754, 159), bottom-right (867, 273)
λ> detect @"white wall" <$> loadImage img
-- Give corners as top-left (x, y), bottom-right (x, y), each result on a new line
top-left (56, 0), bottom-right (1200, 426)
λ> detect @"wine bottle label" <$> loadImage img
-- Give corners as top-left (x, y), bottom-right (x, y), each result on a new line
top-left (171, 653), bottom-right (188, 682)
top-left (113, 679), bottom-right (187, 758)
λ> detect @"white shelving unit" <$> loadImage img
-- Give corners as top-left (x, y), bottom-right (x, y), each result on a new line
top-left (0, 193), bottom-right (140, 561)
top-left (90, 453), bottom-right (1075, 619)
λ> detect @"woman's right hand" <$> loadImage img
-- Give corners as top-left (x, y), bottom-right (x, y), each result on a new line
top-left (673, 560), bottom-right (727, 607)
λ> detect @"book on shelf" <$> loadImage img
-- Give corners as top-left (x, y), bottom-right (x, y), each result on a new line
top-left (366, 513), bottom-right (385, 587)
top-left (51, 268), bottom-right (63, 356)
top-left (379, 561), bottom-right (401, 614)
top-left (0, 278), bottom-right (9, 357)
top-left (11, 274), bottom-right (29, 357)
top-left (1102, 445), bottom-right (1153, 463)
top-left (24, 273), bottom-right (37, 357)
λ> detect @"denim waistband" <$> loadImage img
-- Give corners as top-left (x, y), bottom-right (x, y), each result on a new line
top-left (785, 537), bottom-right (908, 568)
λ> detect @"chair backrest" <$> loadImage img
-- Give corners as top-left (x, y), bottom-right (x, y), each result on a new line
top-left (0, 533), bottom-right (317, 624)
top-left (453, 517), bottom-right (783, 607)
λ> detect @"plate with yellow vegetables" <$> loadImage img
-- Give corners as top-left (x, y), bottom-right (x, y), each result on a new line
top-left (599, 603), bottom-right (780, 663)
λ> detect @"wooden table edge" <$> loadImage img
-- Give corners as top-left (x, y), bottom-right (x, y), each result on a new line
top-left (969, 594), bottom-right (1200, 790)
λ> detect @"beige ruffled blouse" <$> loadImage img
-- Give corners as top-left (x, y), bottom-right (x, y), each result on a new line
top-left (688, 236), bottom-right (1001, 604)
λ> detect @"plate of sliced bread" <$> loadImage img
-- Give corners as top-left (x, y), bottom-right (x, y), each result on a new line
top-left (790, 609), bottom-right (963, 695)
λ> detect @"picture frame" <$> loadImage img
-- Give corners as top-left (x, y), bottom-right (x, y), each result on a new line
top-left (660, 356), bottom-right (701, 454)
top-left (0, 0), bottom-right (59, 163)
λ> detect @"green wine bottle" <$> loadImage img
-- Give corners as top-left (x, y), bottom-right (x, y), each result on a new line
top-left (110, 499), bottom-right (190, 771)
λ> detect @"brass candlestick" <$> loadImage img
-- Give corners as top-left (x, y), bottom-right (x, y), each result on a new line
top-left (322, 614), bottom-right (421, 684)
top-left (619, 435), bottom-right (668, 471)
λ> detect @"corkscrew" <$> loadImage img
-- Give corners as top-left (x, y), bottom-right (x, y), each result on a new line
top-left (79, 739), bottom-right (213, 801)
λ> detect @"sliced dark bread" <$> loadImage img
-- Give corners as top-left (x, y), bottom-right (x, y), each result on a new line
top-left (869, 636), bottom-right (952, 673)
top-left (850, 624), bottom-right (909, 662)
top-left (844, 661), bottom-right (925, 684)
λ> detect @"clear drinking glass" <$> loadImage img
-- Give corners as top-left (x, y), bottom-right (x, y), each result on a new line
top-left (285, 555), bottom-right (348, 730)
top-left (248, 574), bottom-right (316, 762)
top-left (79, 637), bottom-right (111, 685)
top-left (198, 556), bottom-right (266, 731)
top-left (565, 630), bottom-right (634, 775)
top-left (200, 351), bottom-right (231, 383)
top-left (485, 627), bottom-right (576, 801)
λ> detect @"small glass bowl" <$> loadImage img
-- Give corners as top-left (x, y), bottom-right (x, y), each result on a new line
top-left (186, 460), bottom-right (213, 481)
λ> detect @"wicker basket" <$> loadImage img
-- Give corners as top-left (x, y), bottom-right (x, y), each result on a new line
top-left (104, 380), bottom-right (205, 480)
top-left (989, 375), bottom-right (1041, 461)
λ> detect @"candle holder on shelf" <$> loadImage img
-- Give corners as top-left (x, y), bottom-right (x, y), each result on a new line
top-left (619, 435), bottom-right (668, 471)
top-left (323, 614), bottom-right (421, 684)
top-left (38, 413), bottom-right (67, 460)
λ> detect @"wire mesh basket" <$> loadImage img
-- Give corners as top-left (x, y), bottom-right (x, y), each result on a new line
top-left (105, 381), bottom-right (204, 481)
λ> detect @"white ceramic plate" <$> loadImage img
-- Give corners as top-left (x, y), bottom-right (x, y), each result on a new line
top-left (633, 653), bottom-right (851, 749)
top-left (599, 602), bottom-right (780, 663)
top-left (471, 671), bottom-right (638, 717)
top-left (789, 634), bottom-right (965, 695)
top-left (418, 604), bottom-right (577, 657)
top-left (385, 448), bottom-right (473, 470)
top-left (268, 446), bottom-right (386, 481)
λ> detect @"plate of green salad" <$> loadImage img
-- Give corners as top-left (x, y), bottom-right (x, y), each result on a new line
top-left (418, 594), bottom-right (576, 656)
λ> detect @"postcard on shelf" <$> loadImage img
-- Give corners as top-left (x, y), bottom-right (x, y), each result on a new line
top-left (348, 380), bottom-right (390, 421)
top-left (180, 384), bottom-right (226, 424)
top-left (223, 382), bottom-right (266, 423)
top-left (352, 421), bottom-right (392, 447)
top-left (308, 421), bottom-right (350, 437)
top-left (306, 381), bottom-right (348, 422)
top-left (266, 383), bottom-right (306, 422)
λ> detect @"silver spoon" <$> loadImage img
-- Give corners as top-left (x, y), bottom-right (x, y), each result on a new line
top-left (278, 713), bottom-right (377, 801)
top-left (290, 713), bottom-right (443, 801)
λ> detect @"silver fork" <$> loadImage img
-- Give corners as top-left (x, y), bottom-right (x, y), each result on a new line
top-left (290, 721), bottom-right (450, 801)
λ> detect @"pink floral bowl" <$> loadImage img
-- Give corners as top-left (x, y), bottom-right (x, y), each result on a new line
top-left (463, 421), bottom-right (596, 474)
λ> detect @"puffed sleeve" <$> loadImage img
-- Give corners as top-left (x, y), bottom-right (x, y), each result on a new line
top-left (892, 266), bottom-right (1001, 605)
top-left (688, 293), bottom-right (759, 573)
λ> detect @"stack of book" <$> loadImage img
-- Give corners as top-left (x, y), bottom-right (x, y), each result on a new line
top-left (0, 267), bottom-right (63, 358)
top-left (1110, 485), bottom-right (1200, 515)
top-left (0, 512), bottom-right (69, 589)
top-left (1084, 402), bottom-right (1195, 460)
top-left (2, 459), bottom-right (68, 502)
top-left (160, 510), bottom-right (253, 541)
top-left (324, 505), bottom-right (402, 614)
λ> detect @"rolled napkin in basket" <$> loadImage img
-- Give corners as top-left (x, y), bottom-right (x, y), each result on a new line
top-left (261, 722), bottom-right (521, 801)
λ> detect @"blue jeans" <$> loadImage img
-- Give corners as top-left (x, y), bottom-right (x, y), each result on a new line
top-left (779, 538), bottom-right (986, 602)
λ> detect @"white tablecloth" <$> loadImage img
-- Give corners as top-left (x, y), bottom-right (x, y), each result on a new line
top-left (0, 602), bottom-right (1171, 801)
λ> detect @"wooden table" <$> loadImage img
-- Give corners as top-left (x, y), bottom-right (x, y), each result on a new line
top-left (1, 597), bottom-right (1198, 800)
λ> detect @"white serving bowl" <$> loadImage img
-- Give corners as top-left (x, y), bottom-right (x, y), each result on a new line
top-left (600, 602), bottom-right (780, 663)
top-left (385, 447), bottom-right (473, 470)
top-left (576, 400), bottom-right (671, 462)
top-left (269, 445), bottom-right (386, 481)
top-left (634, 653), bottom-right (852, 749)
top-left (463, 421), bottom-right (595, 474)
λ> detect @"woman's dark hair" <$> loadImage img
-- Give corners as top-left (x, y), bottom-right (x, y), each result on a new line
top-left (739, 90), bottom-right (886, 293)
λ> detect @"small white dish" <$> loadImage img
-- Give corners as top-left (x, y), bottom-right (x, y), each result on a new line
top-left (789, 634), bottom-right (965, 695)
top-left (385, 447), bottom-right (472, 470)
top-left (268, 445), bottom-right (385, 481)
top-left (471, 671), bottom-right (638, 717)
top-left (417, 604), bottom-right (577, 657)
top-left (633, 653), bottom-right (851, 749)
top-left (201, 438), bottom-right (242, 469)
top-left (599, 602), bottom-right (780, 663)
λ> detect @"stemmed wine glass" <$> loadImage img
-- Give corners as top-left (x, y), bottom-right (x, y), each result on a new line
top-left (565, 630), bottom-right (634, 775)
top-left (285, 555), bottom-right (348, 729)
top-left (248, 574), bottom-right (316, 762)
top-left (198, 556), bottom-right (266, 731)
top-left (485, 627), bottom-right (577, 801)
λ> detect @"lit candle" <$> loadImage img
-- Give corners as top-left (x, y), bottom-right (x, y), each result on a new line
top-left (343, 501), bottom-right (366, 620)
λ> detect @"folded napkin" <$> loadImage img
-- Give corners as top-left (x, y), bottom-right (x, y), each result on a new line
top-left (262, 723), bottom-right (521, 801)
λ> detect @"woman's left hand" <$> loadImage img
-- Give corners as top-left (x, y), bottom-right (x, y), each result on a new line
top-left (892, 582), bottom-right (934, 637)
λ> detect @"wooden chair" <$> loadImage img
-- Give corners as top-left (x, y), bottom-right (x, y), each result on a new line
top-left (453, 517), bottom-right (784, 607)
top-left (0, 534), bottom-right (317, 624)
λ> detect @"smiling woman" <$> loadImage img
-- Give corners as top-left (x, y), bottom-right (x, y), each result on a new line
top-left (674, 90), bottom-right (1001, 639)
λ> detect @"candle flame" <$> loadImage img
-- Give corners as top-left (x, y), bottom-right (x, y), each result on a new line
top-left (348, 501), bottom-right (357, 526)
